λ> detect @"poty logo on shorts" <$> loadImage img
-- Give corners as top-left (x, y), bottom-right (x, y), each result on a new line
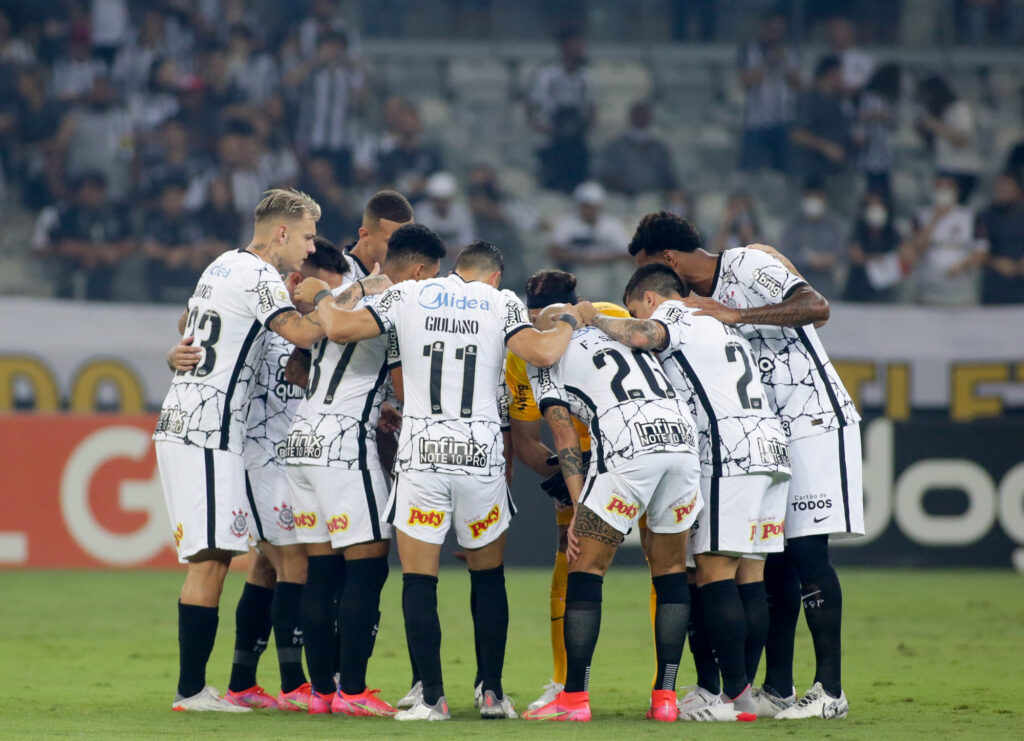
top-left (673, 499), bottom-right (696, 523)
top-left (172, 522), bottom-right (184, 548)
top-left (468, 506), bottom-right (500, 539)
top-left (327, 514), bottom-right (350, 533)
top-left (760, 521), bottom-right (784, 540)
top-left (294, 511), bottom-right (318, 529)
top-left (230, 510), bottom-right (248, 538)
top-left (408, 507), bottom-right (445, 528)
top-left (418, 283), bottom-right (490, 311)
top-left (274, 503), bottom-right (295, 531)
top-left (606, 495), bottom-right (638, 520)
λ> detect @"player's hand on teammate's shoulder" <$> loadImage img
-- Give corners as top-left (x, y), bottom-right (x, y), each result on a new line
top-left (747, 242), bottom-right (783, 259)
top-left (683, 295), bottom-right (742, 326)
top-left (378, 402), bottom-right (403, 433)
top-left (558, 303), bottom-right (583, 327)
top-left (294, 277), bottom-right (330, 304)
top-left (575, 300), bottom-right (598, 326)
top-left (359, 263), bottom-right (393, 296)
top-left (167, 336), bottom-right (202, 372)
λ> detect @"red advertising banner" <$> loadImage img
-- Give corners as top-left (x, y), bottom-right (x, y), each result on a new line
top-left (0, 415), bottom-right (179, 568)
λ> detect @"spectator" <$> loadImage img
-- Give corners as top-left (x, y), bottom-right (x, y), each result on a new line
top-left (112, 9), bottom-right (167, 93)
top-left (298, 0), bottom-right (358, 60)
top-left (89, 0), bottom-right (129, 65)
top-left (1007, 137), bottom-right (1024, 186)
top-left (194, 175), bottom-right (243, 247)
top-left (416, 172), bottom-right (476, 268)
top-left (780, 180), bottom-right (847, 299)
top-left (598, 100), bottom-right (677, 196)
top-left (140, 176), bottom-right (209, 303)
top-left (11, 66), bottom-right (65, 209)
top-left (369, 99), bottom-right (443, 197)
top-left (852, 63), bottom-right (900, 200)
top-left (51, 30), bottom-right (108, 104)
top-left (526, 26), bottom-right (595, 193)
top-left (197, 43), bottom-right (249, 120)
top-left (291, 30), bottom-right (365, 184)
top-left (468, 181), bottom-right (528, 293)
top-left (34, 171), bottom-right (133, 300)
top-left (843, 191), bottom-right (908, 302)
top-left (737, 10), bottom-right (801, 173)
top-left (226, 25), bottom-right (280, 106)
top-left (54, 76), bottom-right (134, 202)
top-left (297, 154), bottom-right (359, 244)
top-left (906, 175), bottom-right (987, 305)
top-left (137, 117), bottom-right (212, 201)
top-left (977, 172), bottom-right (1024, 304)
top-left (712, 191), bottom-right (763, 254)
top-left (663, 188), bottom-right (696, 222)
top-left (126, 57), bottom-right (182, 134)
top-left (915, 76), bottom-right (982, 202)
top-left (825, 14), bottom-right (875, 95)
top-left (0, 9), bottom-right (36, 67)
top-left (791, 56), bottom-right (849, 184)
top-left (549, 181), bottom-right (630, 298)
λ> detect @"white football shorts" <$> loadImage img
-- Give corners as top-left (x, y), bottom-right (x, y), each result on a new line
top-left (244, 464), bottom-right (300, 547)
top-left (690, 472), bottom-right (790, 557)
top-left (285, 464), bottom-right (393, 548)
top-left (578, 451), bottom-right (702, 536)
top-left (786, 423), bottom-right (864, 540)
top-left (385, 471), bottom-right (516, 549)
top-left (155, 441), bottom-right (250, 563)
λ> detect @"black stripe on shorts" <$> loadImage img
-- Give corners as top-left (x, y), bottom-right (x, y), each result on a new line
top-left (709, 474), bottom-right (720, 552)
top-left (204, 449), bottom-right (216, 549)
top-left (245, 472), bottom-right (264, 541)
top-left (837, 428), bottom-right (851, 533)
top-left (361, 468), bottom-right (382, 541)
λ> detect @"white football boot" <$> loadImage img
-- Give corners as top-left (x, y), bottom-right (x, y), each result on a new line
top-left (479, 689), bottom-right (517, 719)
top-left (172, 686), bottom-right (252, 712)
top-left (676, 684), bottom-right (720, 715)
top-left (752, 685), bottom-right (797, 717)
top-left (394, 695), bottom-right (451, 721)
top-left (395, 680), bottom-right (422, 709)
top-left (527, 680), bottom-right (565, 711)
top-left (776, 682), bottom-right (848, 719)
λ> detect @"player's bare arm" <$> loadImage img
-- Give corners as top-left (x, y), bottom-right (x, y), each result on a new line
top-left (583, 308), bottom-right (668, 352)
top-left (510, 418), bottom-right (559, 476)
top-left (507, 305), bottom-right (582, 367)
top-left (684, 284), bottom-right (829, 328)
top-left (390, 366), bottom-right (404, 402)
top-left (543, 404), bottom-right (585, 501)
top-left (283, 347), bottom-right (311, 387)
top-left (177, 309), bottom-right (188, 335)
top-left (267, 308), bottom-right (324, 349)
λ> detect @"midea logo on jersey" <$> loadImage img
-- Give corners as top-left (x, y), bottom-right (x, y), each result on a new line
top-left (419, 437), bottom-right (488, 467)
top-left (418, 283), bottom-right (491, 311)
top-left (634, 418), bottom-right (695, 448)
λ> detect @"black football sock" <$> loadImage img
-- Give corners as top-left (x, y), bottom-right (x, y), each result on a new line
top-left (228, 582), bottom-right (273, 692)
top-left (563, 571), bottom-right (603, 693)
top-left (272, 581), bottom-right (307, 693)
top-left (403, 573), bottom-right (444, 705)
top-left (699, 579), bottom-right (749, 701)
top-left (788, 534), bottom-right (843, 697)
top-left (301, 553), bottom-right (345, 694)
top-left (738, 580), bottom-right (770, 684)
top-left (688, 579), bottom-right (721, 694)
top-left (469, 565), bottom-right (509, 700)
top-left (469, 578), bottom-right (482, 687)
top-left (337, 556), bottom-right (389, 696)
top-left (763, 550), bottom-right (800, 696)
top-left (178, 601), bottom-right (218, 699)
top-left (651, 572), bottom-right (689, 691)
top-left (406, 634), bottom-right (421, 687)
top-left (331, 555), bottom-right (347, 682)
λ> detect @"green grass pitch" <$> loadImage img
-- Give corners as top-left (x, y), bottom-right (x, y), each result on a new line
top-left (1, 566), bottom-right (1020, 739)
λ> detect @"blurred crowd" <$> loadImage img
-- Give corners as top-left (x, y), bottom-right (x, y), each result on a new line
top-left (0, 0), bottom-right (1021, 305)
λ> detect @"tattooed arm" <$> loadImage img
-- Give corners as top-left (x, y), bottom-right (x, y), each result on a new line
top-left (542, 403), bottom-right (585, 505)
top-left (684, 284), bottom-right (829, 328)
top-left (587, 312), bottom-right (668, 352)
top-left (268, 308), bottom-right (325, 348)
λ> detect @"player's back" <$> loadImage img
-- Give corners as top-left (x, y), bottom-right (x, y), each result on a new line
top-left (652, 300), bottom-right (790, 478)
top-left (531, 326), bottom-right (698, 473)
top-left (369, 274), bottom-right (530, 477)
top-left (154, 248), bottom-right (296, 454)
top-left (710, 247), bottom-right (859, 440)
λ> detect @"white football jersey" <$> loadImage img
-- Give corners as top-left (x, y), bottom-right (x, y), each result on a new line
top-left (154, 249), bottom-right (297, 454)
top-left (243, 331), bottom-right (302, 471)
top-left (343, 246), bottom-right (372, 280)
top-left (284, 289), bottom-right (397, 470)
top-left (710, 248), bottom-right (860, 441)
top-left (528, 326), bottom-right (698, 474)
top-left (367, 273), bottom-right (530, 476)
top-left (651, 300), bottom-right (790, 478)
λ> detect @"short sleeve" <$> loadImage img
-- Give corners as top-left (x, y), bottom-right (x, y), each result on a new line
top-left (529, 361), bottom-right (570, 414)
top-left (734, 248), bottom-right (807, 305)
top-left (496, 365), bottom-right (511, 430)
top-left (500, 291), bottom-right (531, 344)
top-left (506, 353), bottom-right (541, 422)
top-left (651, 303), bottom-right (693, 350)
top-left (366, 283), bottom-right (408, 334)
top-left (251, 265), bottom-right (297, 327)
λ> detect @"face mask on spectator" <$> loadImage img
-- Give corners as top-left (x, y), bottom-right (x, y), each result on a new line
top-left (933, 188), bottom-right (957, 208)
top-left (865, 204), bottom-right (887, 228)
top-left (802, 196), bottom-right (825, 219)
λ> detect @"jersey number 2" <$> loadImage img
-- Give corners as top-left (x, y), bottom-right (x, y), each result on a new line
top-left (423, 342), bottom-right (477, 417)
top-left (724, 342), bottom-right (762, 409)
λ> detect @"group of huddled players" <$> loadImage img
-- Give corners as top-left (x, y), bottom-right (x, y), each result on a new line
top-left (154, 185), bottom-right (863, 723)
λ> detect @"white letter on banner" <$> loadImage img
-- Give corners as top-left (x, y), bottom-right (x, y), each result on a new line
top-left (895, 461), bottom-right (996, 546)
top-left (60, 426), bottom-right (171, 565)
